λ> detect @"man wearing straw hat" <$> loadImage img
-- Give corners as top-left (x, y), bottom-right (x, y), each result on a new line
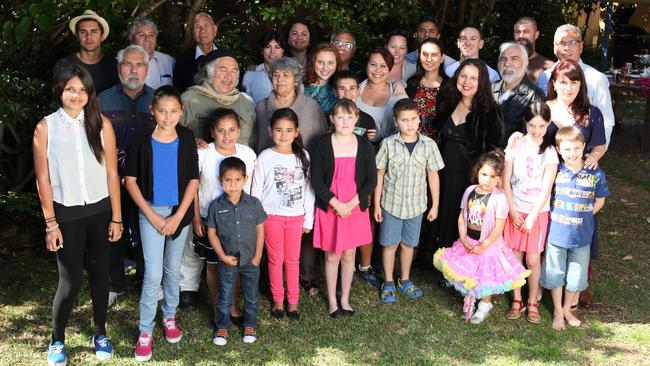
top-left (53, 9), bottom-right (118, 93)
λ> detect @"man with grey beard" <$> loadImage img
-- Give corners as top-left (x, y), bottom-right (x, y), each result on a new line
top-left (492, 41), bottom-right (545, 142)
top-left (98, 44), bottom-right (155, 307)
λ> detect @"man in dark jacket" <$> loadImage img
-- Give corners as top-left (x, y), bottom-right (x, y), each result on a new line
top-left (492, 41), bottom-right (545, 142)
top-left (173, 12), bottom-right (218, 92)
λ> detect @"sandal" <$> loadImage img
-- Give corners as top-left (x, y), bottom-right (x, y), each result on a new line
top-left (505, 300), bottom-right (526, 320)
top-left (526, 302), bottom-right (541, 324)
top-left (397, 279), bottom-right (423, 299)
top-left (380, 282), bottom-right (397, 303)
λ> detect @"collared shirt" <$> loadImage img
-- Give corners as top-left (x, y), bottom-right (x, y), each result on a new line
top-left (376, 132), bottom-right (445, 219)
top-left (45, 108), bottom-right (108, 206)
top-left (146, 50), bottom-right (175, 89)
top-left (242, 63), bottom-right (273, 106)
top-left (537, 59), bottom-right (615, 148)
top-left (206, 192), bottom-right (267, 266)
top-left (547, 163), bottom-right (609, 249)
top-left (445, 60), bottom-right (501, 82)
top-left (406, 51), bottom-right (457, 70)
top-left (98, 84), bottom-right (155, 174)
top-left (195, 44), bottom-right (217, 59)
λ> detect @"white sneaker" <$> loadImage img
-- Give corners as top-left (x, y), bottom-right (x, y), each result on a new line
top-left (470, 301), bottom-right (493, 324)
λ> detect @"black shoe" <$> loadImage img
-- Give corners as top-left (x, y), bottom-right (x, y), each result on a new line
top-left (286, 310), bottom-right (300, 320)
top-left (356, 265), bottom-right (381, 289)
top-left (271, 308), bottom-right (285, 319)
top-left (340, 308), bottom-right (355, 317)
top-left (329, 308), bottom-right (341, 318)
top-left (178, 291), bottom-right (196, 309)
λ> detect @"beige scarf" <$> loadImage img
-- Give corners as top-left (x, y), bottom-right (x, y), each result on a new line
top-left (190, 81), bottom-right (240, 106)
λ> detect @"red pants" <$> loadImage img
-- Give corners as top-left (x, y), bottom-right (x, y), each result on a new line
top-left (264, 215), bottom-right (304, 305)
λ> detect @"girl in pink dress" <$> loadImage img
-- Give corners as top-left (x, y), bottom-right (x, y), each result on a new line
top-left (434, 151), bottom-right (530, 324)
top-left (310, 99), bottom-right (376, 317)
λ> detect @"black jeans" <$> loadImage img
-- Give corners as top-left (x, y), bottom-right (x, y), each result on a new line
top-left (51, 210), bottom-right (111, 342)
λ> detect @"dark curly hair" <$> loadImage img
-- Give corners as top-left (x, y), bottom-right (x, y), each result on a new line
top-left (437, 58), bottom-right (496, 116)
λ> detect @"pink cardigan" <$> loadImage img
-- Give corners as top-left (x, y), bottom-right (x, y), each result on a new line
top-left (460, 185), bottom-right (508, 244)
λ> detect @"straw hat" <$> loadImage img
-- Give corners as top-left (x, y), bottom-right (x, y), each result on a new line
top-left (69, 10), bottom-right (110, 41)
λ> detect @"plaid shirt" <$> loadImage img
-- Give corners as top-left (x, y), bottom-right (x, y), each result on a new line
top-left (376, 132), bottom-right (444, 219)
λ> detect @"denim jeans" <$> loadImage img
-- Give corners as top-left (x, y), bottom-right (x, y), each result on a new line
top-left (138, 205), bottom-right (189, 333)
top-left (215, 261), bottom-right (260, 329)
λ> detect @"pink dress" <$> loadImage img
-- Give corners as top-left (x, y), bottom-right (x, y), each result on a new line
top-left (313, 157), bottom-right (372, 254)
top-left (433, 185), bottom-right (531, 299)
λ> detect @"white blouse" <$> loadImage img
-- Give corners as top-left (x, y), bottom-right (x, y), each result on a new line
top-left (46, 108), bottom-right (108, 206)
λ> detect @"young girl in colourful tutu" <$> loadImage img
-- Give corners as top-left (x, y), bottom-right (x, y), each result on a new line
top-left (502, 102), bottom-right (558, 323)
top-left (434, 150), bottom-right (530, 324)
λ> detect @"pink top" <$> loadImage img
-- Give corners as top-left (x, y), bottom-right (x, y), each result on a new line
top-left (460, 185), bottom-right (508, 244)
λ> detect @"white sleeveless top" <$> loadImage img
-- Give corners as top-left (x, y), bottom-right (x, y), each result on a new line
top-left (45, 108), bottom-right (108, 206)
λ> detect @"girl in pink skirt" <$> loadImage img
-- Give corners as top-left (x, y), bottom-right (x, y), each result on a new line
top-left (502, 102), bottom-right (558, 323)
top-left (434, 151), bottom-right (530, 324)
top-left (310, 99), bottom-right (376, 317)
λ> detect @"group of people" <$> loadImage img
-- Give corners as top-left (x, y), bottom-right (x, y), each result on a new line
top-left (37, 9), bottom-right (613, 366)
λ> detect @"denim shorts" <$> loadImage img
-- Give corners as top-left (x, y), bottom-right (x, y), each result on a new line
top-left (540, 243), bottom-right (590, 292)
top-left (378, 209), bottom-right (423, 248)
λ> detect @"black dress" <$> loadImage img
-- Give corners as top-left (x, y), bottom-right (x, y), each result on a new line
top-left (437, 116), bottom-right (471, 248)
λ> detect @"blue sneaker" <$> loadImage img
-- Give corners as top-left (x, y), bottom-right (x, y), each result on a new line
top-left (47, 341), bottom-right (67, 366)
top-left (92, 335), bottom-right (113, 360)
top-left (380, 282), bottom-right (397, 303)
top-left (398, 279), bottom-right (423, 299)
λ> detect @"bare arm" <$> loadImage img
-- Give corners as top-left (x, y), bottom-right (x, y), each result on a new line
top-left (426, 169), bottom-right (440, 221)
top-left (523, 163), bottom-right (558, 232)
top-left (470, 218), bottom-right (506, 255)
top-left (101, 118), bottom-right (123, 242)
top-left (207, 226), bottom-right (238, 266)
top-left (251, 223), bottom-right (265, 266)
top-left (584, 144), bottom-right (606, 169)
top-left (457, 210), bottom-right (472, 250)
top-left (33, 119), bottom-right (63, 251)
top-left (502, 155), bottom-right (523, 227)
top-left (160, 179), bottom-right (199, 236)
top-left (125, 176), bottom-right (165, 231)
top-left (373, 169), bottom-right (385, 222)
top-left (592, 197), bottom-right (605, 215)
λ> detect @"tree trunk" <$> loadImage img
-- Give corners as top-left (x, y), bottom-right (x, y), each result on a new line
top-left (437, 0), bottom-right (450, 34)
top-left (457, 0), bottom-right (467, 26)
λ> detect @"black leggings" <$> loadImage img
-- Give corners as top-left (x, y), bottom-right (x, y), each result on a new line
top-left (52, 210), bottom-right (111, 342)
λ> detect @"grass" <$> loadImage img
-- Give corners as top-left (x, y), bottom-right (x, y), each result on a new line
top-left (1, 102), bottom-right (650, 365)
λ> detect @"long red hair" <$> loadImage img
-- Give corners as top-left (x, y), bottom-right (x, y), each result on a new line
top-left (547, 60), bottom-right (590, 127)
top-left (304, 43), bottom-right (341, 85)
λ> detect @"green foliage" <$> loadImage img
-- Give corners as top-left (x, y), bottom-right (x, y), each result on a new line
top-left (0, 191), bottom-right (40, 220)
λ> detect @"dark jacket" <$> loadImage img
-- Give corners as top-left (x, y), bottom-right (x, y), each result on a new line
top-left (491, 75), bottom-right (545, 142)
top-left (310, 133), bottom-right (377, 211)
top-left (125, 125), bottom-right (199, 238)
top-left (173, 47), bottom-right (200, 93)
top-left (434, 103), bottom-right (505, 160)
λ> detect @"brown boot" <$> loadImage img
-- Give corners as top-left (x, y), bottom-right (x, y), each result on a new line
top-left (578, 290), bottom-right (593, 308)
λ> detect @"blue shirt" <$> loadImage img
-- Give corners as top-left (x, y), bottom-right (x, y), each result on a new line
top-left (304, 84), bottom-right (338, 115)
top-left (547, 163), bottom-right (609, 248)
top-left (547, 105), bottom-right (607, 156)
top-left (98, 84), bottom-right (155, 174)
top-left (206, 192), bottom-right (267, 266)
top-left (151, 137), bottom-right (179, 206)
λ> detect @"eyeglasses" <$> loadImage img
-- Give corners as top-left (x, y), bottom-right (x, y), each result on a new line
top-left (554, 40), bottom-right (581, 47)
top-left (333, 40), bottom-right (354, 50)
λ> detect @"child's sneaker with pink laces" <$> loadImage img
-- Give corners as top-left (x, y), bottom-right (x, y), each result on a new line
top-left (134, 332), bottom-right (152, 362)
top-left (162, 318), bottom-right (182, 343)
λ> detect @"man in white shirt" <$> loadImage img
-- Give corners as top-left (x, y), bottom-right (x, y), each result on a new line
top-left (128, 17), bottom-right (175, 89)
top-left (444, 27), bottom-right (500, 82)
top-left (537, 24), bottom-right (615, 147)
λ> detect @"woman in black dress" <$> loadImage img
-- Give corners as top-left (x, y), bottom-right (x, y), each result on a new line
top-left (433, 59), bottom-right (504, 252)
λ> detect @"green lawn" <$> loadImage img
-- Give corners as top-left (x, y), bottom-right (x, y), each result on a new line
top-left (2, 105), bottom-right (649, 365)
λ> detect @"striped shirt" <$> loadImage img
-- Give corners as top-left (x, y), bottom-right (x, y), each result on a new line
top-left (376, 132), bottom-right (444, 219)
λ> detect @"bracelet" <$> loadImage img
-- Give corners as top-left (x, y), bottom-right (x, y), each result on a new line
top-left (111, 220), bottom-right (123, 224)
top-left (45, 224), bottom-right (59, 233)
top-left (45, 217), bottom-right (57, 223)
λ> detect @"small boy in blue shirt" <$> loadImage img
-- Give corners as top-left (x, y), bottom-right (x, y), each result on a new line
top-left (373, 99), bottom-right (444, 303)
top-left (207, 157), bottom-right (266, 345)
top-left (541, 126), bottom-right (609, 331)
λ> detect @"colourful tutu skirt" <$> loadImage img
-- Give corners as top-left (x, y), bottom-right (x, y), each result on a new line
top-left (434, 238), bottom-right (531, 299)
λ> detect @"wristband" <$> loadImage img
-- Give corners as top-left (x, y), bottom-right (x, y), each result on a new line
top-left (45, 224), bottom-right (60, 233)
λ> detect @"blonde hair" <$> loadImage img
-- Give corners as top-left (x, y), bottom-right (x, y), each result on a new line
top-left (555, 125), bottom-right (585, 146)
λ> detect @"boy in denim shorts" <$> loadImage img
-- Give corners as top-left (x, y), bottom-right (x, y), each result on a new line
top-left (373, 99), bottom-right (444, 303)
top-left (207, 157), bottom-right (267, 345)
top-left (541, 126), bottom-right (609, 331)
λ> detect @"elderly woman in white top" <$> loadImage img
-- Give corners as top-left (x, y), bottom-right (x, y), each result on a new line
top-left (242, 31), bottom-right (286, 105)
top-left (34, 64), bottom-right (122, 365)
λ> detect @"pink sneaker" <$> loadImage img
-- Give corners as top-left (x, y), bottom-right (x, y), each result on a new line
top-left (162, 318), bottom-right (182, 343)
top-left (134, 332), bottom-right (152, 362)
